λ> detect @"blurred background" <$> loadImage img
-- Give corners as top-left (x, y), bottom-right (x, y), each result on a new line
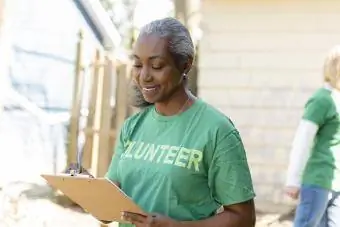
top-left (0, 0), bottom-right (339, 226)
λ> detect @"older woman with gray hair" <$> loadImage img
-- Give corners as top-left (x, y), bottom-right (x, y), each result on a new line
top-left (285, 45), bottom-right (340, 227)
top-left (106, 17), bottom-right (256, 227)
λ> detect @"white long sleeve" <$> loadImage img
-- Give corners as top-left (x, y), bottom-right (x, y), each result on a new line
top-left (285, 119), bottom-right (319, 187)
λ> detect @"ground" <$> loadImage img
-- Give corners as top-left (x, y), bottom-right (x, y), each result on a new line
top-left (0, 182), bottom-right (293, 227)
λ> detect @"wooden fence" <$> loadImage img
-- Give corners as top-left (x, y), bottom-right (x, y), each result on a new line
top-left (66, 30), bottom-right (131, 178)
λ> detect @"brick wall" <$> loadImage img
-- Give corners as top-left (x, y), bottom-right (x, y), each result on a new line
top-left (198, 0), bottom-right (340, 212)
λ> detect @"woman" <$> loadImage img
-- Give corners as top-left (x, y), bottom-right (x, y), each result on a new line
top-left (106, 17), bottom-right (256, 227)
top-left (285, 45), bottom-right (340, 227)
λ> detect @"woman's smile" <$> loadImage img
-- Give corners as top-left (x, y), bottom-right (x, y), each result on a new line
top-left (142, 85), bottom-right (160, 96)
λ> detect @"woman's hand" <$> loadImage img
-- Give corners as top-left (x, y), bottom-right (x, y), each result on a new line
top-left (121, 212), bottom-right (181, 227)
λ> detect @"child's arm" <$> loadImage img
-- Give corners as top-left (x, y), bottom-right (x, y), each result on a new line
top-left (286, 119), bottom-right (318, 187)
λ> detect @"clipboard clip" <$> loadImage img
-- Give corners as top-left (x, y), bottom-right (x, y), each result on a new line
top-left (64, 137), bottom-right (94, 177)
top-left (64, 163), bottom-right (94, 178)
top-left (69, 169), bottom-right (78, 177)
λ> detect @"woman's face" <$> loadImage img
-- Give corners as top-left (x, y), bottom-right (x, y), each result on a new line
top-left (131, 34), bottom-right (183, 104)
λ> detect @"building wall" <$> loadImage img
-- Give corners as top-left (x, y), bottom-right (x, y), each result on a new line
top-left (7, 0), bottom-right (102, 110)
top-left (198, 0), bottom-right (340, 211)
top-left (0, 0), bottom-right (103, 186)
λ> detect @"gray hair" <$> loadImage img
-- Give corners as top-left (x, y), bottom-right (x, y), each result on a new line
top-left (129, 17), bottom-right (195, 108)
top-left (140, 17), bottom-right (195, 71)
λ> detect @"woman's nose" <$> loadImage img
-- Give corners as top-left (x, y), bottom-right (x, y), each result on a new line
top-left (140, 66), bottom-right (152, 81)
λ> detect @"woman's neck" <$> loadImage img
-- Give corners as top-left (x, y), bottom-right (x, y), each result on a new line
top-left (154, 88), bottom-right (194, 116)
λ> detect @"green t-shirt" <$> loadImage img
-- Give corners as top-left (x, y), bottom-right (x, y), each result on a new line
top-left (302, 87), bottom-right (340, 191)
top-left (106, 99), bottom-right (255, 226)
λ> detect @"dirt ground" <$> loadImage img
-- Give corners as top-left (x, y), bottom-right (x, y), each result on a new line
top-left (0, 182), bottom-right (293, 227)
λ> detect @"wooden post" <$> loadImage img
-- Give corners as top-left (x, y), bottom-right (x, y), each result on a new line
top-left (107, 63), bottom-right (130, 159)
top-left (67, 30), bottom-right (84, 166)
top-left (91, 55), bottom-right (113, 178)
top-left (115, 63), bottom-right (130, 134)
top-left (174, 0), bottom-right (200, 96)
top-left (82, 49), bottom-right (101, 169)
top-left (174, 0), bottom-right (187, 26)
top-left (93, 57), bottom-right (114, 227)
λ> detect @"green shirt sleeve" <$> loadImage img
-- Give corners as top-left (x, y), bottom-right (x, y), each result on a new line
top-left (302, 95), bottom-right (330, 126)
top-left (105, 125), bottom-right (126, 182)
top-left (208, 130), bottom-right (255, 206)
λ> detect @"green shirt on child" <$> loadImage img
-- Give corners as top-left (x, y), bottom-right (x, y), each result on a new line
top-left (302, 87), bottom-right (340, 191)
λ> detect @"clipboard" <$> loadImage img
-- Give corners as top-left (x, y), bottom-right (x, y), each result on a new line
top-left (41, 174), bottom-right (145, 223)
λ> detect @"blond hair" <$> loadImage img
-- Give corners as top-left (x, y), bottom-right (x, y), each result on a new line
top-left (324, 45), bottom-right (340, 86)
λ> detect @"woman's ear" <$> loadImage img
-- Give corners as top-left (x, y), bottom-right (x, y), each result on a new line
top-left (183, 57), bottom-right (194, 75)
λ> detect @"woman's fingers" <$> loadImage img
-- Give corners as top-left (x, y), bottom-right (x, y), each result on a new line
top-left (121, 211), bottom-right (148, 224)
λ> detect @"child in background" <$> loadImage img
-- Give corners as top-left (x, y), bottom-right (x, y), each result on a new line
top-left (285, 46), bottom-right (340, 227)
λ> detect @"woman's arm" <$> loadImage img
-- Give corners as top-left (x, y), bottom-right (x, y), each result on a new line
top-left (180, 200), bottom-right (255, 227)
top-left (122, 200), bottom-right (255, 227)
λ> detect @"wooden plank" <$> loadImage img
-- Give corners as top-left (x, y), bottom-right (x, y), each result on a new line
top-left (115, 64), bottom-right (130, 135)
top-left (174, 0), bottom-right (199, 95)
top-left (82, 50), bottom-right (101, 169)
top-left (91, 55), bottom-right (113, 178)
top-left (67, 30), bottom-right (84, 165)
top-left (83, 128), bottom-right (116, 138)
top-left (106, 63), bottom-right (130, 160)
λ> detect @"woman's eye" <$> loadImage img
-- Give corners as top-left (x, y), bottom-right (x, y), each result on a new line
top-left (133, 64), bottom-right (142, 68)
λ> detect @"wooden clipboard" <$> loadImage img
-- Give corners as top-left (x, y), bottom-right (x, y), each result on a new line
top-left (41, 174), bottom-right (144, 223)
